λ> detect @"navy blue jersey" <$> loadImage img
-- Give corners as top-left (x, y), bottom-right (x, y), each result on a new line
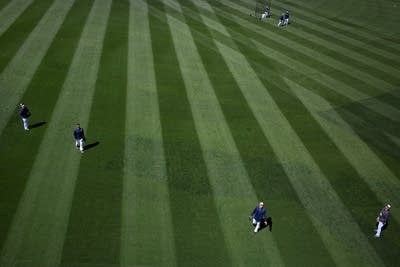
top-left (20, 106), bottom-right (31, 118)
top-left (284, 12), bottom-right (289, 19)
top-left (74, 127), bottom-right (85, 140)
top-left (251, 206), bottom-right (267, 221)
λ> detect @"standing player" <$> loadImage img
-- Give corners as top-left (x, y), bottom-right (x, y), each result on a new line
top-left (250, 202), bottom-right (267, 234)
top-left (73, 123), bottom-right (86, 153)
top-left (19, 103), bottom-right (31, 131)
top-left (260, 6), bottom-right (270, 20)
top-left (374, 204), bottom-right (391, 237)
top-left (284, 11), bottom-right (290, 25)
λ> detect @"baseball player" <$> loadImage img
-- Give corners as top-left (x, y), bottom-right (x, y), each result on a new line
top-left (374, 204), bottom-right (391, 237)
top-left (73, 123), bottom-right (86, 153)
top-left (284, 11), bottom-right (290, 25)
top-left (250, 202), bottom-right (267, 234)
top-left (19, 103), bottom-right (31, 131)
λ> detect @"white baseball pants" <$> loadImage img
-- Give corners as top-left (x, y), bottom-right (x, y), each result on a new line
top-left (75, 138), bottom-right (84, 152)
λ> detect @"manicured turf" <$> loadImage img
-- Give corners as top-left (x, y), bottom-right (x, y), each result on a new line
top-left (0, 0), bottom-right (399, 266)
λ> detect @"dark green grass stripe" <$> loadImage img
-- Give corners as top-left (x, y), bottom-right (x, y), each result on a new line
top-left (147, 1), bottom-right (231, 266)
top-left (207, 3), bottom-right (400, 263)
top-left (60, 1), bottom-right (128, 266)
top-left (164, 0), bottom-right (336, 265)
top-left (0, 0), bottom-right (54, 73)
top-left (215, 0), bottom-right (400, 89)
top-left (0, 0), bottom-right (94, 251)
top-left (278, 0), bottom-right (400, 55)
top-left (335, 105), bottom-right (400, 179)
top-left (376, 90), bottom-right (400, 109)
top-left (0, 0), bottom-right (11, 11)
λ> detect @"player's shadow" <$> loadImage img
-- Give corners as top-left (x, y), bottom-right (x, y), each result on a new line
top-left (29, 121), bottom-right (46, 129)
top-left (84, 141), bottom-right (100, 151)
top-left (251, 217), bottom-right (273, 233)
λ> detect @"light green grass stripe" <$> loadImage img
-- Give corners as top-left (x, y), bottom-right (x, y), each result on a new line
top-left (278, 0), bottom-right (400, 54)
top-left (0, 1), bottom-right (111, 266)
top-left (213, 35), bottom-right (384, 267)
top-left (217, 0), bottom-right (396, 92)
top-left (0, 0), bottom-right (34, 37)
top-left (237, 0), bottom-right (400, 76)
top-left (286, 78), bottom-right (400, 224)
top-left (0, 0), bottom-right (74, 136)
top-left (121, 1), bottom-right (176, 266)
top-left (190, 3), bottom-right (400, 122)
top-left (165, 0), bottom-right (284, 265)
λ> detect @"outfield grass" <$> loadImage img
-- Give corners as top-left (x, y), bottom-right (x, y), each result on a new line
top-left (0, 0), bottom-right (399, 266)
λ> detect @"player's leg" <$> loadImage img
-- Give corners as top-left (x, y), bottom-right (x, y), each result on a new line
top-left (375, 221), bottom-right (384, 237)
top-left (254, 221), bottom-right (261, 232)
top-left (79, 138), bottom-right (84, 152)
top-left (261, 13), bottom-right (266, 19)
top-left (22, 118), bottom-right (29, 131)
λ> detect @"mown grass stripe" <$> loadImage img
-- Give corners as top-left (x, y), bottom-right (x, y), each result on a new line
top-left (0, 0), bottom-right (53, 73)
top-left (385, 132), bottom-right (400, 148)
top-left (186, 2), bottom-right (400, 125)
top-left (286, 79), bottom-right (400, 262)
top-left (60, 1), bottom-right (127, 266)
top-left (206, 0), bottom-right (399, 103)
top-left (0, 0), bottom-right (34, 37)
top-left (165, 0), bottom-right (284, 265)
top-left (0, 0), bottom-right (12, 11)
top-left (333, 106), bottom-right (400, 179)
top-left (287, 78), bottom-right (400, 222)
top-left (237, 0), bottom-right (400, 75)
top-left (0, 0), bottom-right (94, 252)
top-left (211, 25), bottom-right (384, 267)
top-left (279, 0), bottom-right (400, 54)
top-left (0, 1), bottom-right (111, 266)
top-left (148, 1), bottom-right (232, 265)
top-left (0, 0), bottom-right (75, 136)
top-left (120, 1), bottom-right (176, 266)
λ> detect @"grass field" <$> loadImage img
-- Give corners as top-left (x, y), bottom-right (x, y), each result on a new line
top-left (0, 0), bottom-right (399, 266)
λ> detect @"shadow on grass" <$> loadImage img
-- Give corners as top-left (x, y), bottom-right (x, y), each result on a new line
top-left (84, 141), bottom-right (100, 151)
top-left (29, 121), bottom-right (46, 129)
top-left (251, 217), bottom-right (273, 233)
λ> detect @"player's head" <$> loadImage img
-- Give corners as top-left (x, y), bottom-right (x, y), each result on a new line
top-left (259, 202), bottom-right (264, 207)
top-left (386, 204), bottom-right (391, 210)
top-left (76, 123), bottom-right (81, 128)
top-left (20, 103), bottom-right (25, 107)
